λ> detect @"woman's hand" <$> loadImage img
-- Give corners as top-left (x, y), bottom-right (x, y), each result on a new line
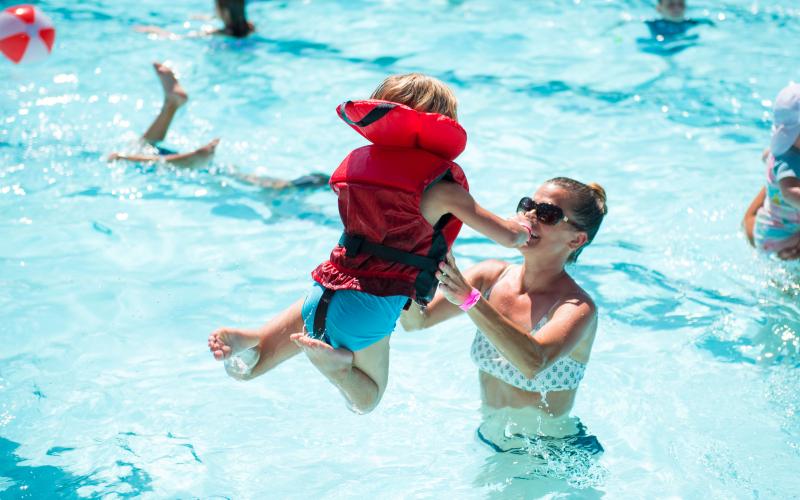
top-left (435, 252), bottom-right (476, 305)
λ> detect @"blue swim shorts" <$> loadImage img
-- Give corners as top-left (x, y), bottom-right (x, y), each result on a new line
top-left (301, 282), bottom-right (408, 352)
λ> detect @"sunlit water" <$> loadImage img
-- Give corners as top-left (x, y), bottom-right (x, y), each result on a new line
top-left (2, 0), bottom-right (800, 497)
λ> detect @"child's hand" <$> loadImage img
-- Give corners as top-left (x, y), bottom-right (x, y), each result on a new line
top-left (510, 215), bottom-right (532, 247)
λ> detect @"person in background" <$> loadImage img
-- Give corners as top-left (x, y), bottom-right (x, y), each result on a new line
top-left (108, 62), bottom-right (328, 191)
top-left (212, 0), bottom-right (254, 38)
top-left (136, 0), bottom-right (254, 39)
top-left (645, 0), bottom-right (713, 40)
top-left (108, 62), bottom-right (219, 168)
top-left (746, 83), bottom-right (800, 259)
top-left (401, 177), bottom-right (606, 453)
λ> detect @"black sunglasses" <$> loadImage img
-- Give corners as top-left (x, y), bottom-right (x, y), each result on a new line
top-left (516, 197), bottom-right (582, 228)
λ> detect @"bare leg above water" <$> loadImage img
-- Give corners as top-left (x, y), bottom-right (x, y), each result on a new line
top-left (290, 334), bottom-right (390, 414)
top-left (142, 62), bottom-right (188, 144)
top-left (208, 299), bottom-right (305, 380)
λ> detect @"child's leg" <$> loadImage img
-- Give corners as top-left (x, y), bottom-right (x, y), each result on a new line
top-left (208, 298), bottom-right (305, 380)
top-left (290, 334), bottom-right (390, 414)
top-left (142, 62), bottom-right (188, 144)
top-left (162, 138), bottom-right (219, 168)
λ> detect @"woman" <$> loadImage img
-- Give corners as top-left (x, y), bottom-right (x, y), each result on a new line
top-left (401, 177), bottom-right (606, 451)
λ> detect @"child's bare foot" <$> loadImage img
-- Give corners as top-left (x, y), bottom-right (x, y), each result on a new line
top-left (290, 333), bottom-right (353, 380)
top-left (208, 327), bottom-right (260, 360)
top-left (153, 62), bottom-right (188, 107)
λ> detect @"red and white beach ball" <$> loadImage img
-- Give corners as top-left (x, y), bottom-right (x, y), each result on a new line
top-left (0, 5), bottom-right (55, 64)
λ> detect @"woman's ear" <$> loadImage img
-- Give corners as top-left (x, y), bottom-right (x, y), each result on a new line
top-left (568, 231), bottom-right (588, 252)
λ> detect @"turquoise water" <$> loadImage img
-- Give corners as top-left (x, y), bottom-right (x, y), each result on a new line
top-left (3, 0), bottom-right (800, 497)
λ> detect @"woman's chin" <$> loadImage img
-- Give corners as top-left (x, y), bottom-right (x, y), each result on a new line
top-left (521, 236), bottom-right (541, 249)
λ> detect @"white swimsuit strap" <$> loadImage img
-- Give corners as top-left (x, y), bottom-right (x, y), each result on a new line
top-left (470, 267), bottom-right (586, 392)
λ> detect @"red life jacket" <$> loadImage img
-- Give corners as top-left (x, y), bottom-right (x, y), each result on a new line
top-left (311, 99), bottom-right (469, 304)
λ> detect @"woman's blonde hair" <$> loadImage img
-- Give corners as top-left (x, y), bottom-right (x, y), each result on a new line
top-left (370, 73), bottom-right (458, 120)
top-left (546, 177), bottom-right (608, 263)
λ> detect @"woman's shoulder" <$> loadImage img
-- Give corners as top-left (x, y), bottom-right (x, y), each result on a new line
top-left (557, 275), bottom-right (597, 316)
top-left (466, 259), bottom-right (511, 292)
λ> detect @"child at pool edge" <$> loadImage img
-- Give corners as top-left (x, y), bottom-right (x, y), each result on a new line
top-left (645, 0), bottom-right (713, 40)
top-left (208, 73), bottom-right (533, 414)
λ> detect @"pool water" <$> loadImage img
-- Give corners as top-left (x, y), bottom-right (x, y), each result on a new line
top-left (3, 0), bottom-right (800, 497)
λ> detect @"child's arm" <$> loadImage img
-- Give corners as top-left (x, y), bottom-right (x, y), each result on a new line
top-left (742, 186), bottom-right (766, 247)
top-left (779, 177), bottom-right (800, 209)
top-left (420, 181), bottom-right (530, 248)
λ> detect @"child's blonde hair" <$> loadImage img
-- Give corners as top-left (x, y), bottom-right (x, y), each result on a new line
top-left (371, 73), bottom-right (458, 120)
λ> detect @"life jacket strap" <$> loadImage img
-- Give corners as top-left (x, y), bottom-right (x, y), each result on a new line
top-left (339, 233), bottom-right (439, 272)
top-left (337, 101), bottom-right (396, 128)
top-left (311, 287), bottom-right (335, 344)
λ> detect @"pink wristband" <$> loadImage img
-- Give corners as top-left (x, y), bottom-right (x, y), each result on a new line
top-left (459, 287), bottom-right (482, 311)
top-left (517, 221), bottom-right (532, 236)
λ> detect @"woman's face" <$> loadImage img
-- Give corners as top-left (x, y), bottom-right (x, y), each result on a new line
top-left (516, 183), bottom-right (586, 256)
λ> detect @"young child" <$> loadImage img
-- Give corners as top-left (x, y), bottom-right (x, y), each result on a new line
top-left (645, 0), bottom-right (712, 40)
top-left (208, 73), bottom-right (532, 413)
top-left (753, 83), bottom-right (800, 255)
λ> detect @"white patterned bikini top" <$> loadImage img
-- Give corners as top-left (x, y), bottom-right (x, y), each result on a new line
top-left (469, 268), bottom-right (587, 393)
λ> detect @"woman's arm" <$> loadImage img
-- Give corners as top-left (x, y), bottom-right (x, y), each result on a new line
top-left (437, 253), bottom-right (595, 378)
top-left (468, 294), bottom-right (595, 378)
top-left (420, 181), bottom-right (531, 248)
top-left (400, 259), bottom-right (508, 331)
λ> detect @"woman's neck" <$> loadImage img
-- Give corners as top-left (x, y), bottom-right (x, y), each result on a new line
top-left (518, 255), bottom-right (568, 293)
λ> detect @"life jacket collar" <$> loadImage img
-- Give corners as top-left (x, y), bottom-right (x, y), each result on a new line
top-left (337, 99), bottom-right (467, 161)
